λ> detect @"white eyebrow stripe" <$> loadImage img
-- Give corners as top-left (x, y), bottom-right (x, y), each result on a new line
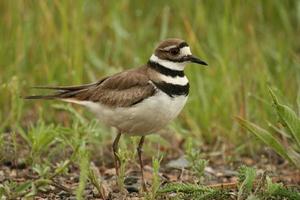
top-left (150, 54), bottom-right (186, 71)
top-left (162, 45), bottom-right (177, 51)
top-left (180, 46), bottom-right (192, 56)
top-left (159, 74), bottom-right (188, 85)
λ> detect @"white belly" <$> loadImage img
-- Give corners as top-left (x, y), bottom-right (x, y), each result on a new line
top-left (73, 92), bottom-right (188, 136)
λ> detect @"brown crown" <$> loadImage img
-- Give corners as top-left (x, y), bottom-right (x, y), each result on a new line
top-left (154, 38), bottom-right (189, 61)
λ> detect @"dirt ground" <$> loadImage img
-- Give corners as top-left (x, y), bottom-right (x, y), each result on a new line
top-left (1, 136), bottom-right (299, 199)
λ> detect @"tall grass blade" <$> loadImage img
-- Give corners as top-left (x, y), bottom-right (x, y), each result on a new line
top-left (236, 117), bottom-right (297, 166)
top-left (269, 87), bottom-right (300, 149)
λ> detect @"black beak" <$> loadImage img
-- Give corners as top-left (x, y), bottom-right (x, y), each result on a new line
top-left (186, 55), bottom-right (208, 66)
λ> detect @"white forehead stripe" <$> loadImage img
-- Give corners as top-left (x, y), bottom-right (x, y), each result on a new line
top-left (180, 46), bottom-right (192, 56)
top-left (150, 54), bottom-right (187, 71)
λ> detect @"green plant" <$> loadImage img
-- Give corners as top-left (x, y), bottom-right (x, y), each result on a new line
top-left (146, 155), bottom-right (163, 200)
top-left (76, 142), bottom-right (89, 200)
top-left (158, 166), bottom-right (300, 200)
top-left (88, 162), bottom-right (106, 199)
top-left (237, 166), bottom-right (257, 200)
top-left (0, 159), bottom-right (73, 199)
top-left (18, 120), bottom-right (61, 164)
top-left (237, 87), bottom-right (300, 168)
top-left (263, 177), bottom-right (300, 200)
top-left (1, 76), bottom-right (23, 131)
top-left (158, 183), bottom-right (230, 200)
top-left (185, 138), bottom-right (208, 181)
top-left (116, 145), bottom-right (131, 191)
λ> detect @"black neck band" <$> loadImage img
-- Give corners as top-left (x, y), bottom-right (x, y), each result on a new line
top-left (152, 81), bottom-right (189, 97)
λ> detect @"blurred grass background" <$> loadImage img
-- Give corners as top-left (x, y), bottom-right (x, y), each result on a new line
top-left (0, 0), bottom-right (300, 149)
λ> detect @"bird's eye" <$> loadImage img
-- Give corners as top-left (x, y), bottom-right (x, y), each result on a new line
top-left (169, 48), bottom-right (180, 55)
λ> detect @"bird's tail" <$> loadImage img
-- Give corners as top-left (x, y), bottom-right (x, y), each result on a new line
top-left (24, 83), bottom-right (97, 100)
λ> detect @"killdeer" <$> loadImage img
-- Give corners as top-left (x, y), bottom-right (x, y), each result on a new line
top-left (25, 38), bottom-right (207, 189)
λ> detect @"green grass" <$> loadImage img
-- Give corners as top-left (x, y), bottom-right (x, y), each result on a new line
top-left (237, 88), bottom-right (300, 168)
top-left (1, 0), bottom-right (299, 144)
top-left (0, 0), bottom-right (300, 199)
top-left (158, 166), bottom-right (300, 200)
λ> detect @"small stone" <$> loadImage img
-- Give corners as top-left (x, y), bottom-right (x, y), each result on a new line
top-left (104, 168), bottom-right (116, 177)
top-left (124, 176), bottom-right (140, 193)
top-left (166, 156), bottom-right (189, 169)
top-left (10, 169), bottom-right (17, 177)
top-left (244, 157), bottom-right (254, 165)
top-left (58, 190), bottom-right (70, 198)
top-left (204, 166), bottom-right (215, 174)
top-left (222, 169), bottom-right (238, 177)
top-left (124, 176), bottom-right (139, 185)
top-left (125, 185), bottom-right (139, 193)
top-left (216, 172), bottom-right (223, 177)
top-left (0, 170), bottom-right (5, 182)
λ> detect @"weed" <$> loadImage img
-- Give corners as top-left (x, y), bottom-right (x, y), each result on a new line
top-left (1, 76), bottom-right (23, 131)
top-left (185, 138), bottom-right (208, 181)
top-left (237, 166), bottom-right (256, 200)
top-left (17, 120), bottom-right (61, 164)
top-left (89, 162), bottom-right (106, 199)
top-left (237, 87), bottom-right (300, 168)
top-left (264, 177), bottom-right (300, 200)
top-left (145, 155), bottom-right (163, 200)
top-left (158, 182), bottom-right (231, 200)
top-left (76, 142), bottom-right (89, 200)
top-left (116, 146), bottom-right (131, 191)
top-left (158, 166), bottom-right (300, 200)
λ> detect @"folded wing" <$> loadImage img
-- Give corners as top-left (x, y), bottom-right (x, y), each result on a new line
top-left (25, 67), bottom-right (157, 107)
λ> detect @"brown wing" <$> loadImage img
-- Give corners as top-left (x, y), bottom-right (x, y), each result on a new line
top-left (25, 67), bottom-right (157, 107)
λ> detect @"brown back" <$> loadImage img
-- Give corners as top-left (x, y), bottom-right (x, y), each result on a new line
top-left (58, 66), bottom-right (157, 107)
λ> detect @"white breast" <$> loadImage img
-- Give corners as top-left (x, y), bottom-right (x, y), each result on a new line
top-left (70, 91), bottom-right (188, 136)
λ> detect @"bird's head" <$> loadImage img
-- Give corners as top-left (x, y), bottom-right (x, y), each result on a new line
top-left (150, 38), bottom-right (207, 71)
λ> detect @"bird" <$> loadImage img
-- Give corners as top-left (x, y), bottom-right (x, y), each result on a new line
top-left (25, 38), bottom-right (207, 190)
